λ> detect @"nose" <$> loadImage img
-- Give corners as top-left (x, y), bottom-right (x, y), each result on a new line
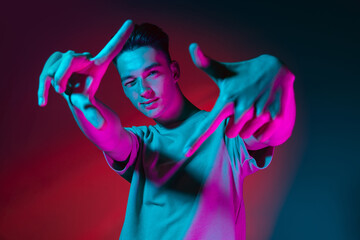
top-left (139, 78), bottom-right (154, 99)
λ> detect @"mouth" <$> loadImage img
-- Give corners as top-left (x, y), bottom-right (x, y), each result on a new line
top-left (140, 98), bottom-right (159, 109)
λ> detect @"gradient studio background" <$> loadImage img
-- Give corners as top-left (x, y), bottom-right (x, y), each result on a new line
top-left (1, 0), bottom-right (359, 239)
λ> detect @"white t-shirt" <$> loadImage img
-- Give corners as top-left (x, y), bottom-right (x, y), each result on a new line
top-left (104, 110), bottom-right (273, 240)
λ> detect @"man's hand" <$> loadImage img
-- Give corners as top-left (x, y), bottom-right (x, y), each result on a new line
top-left (37, 19), bottom-right (134, 106)
top-left (37, 20), bottom-right (133, 129)
top-left (184, 43), bottom-right (296, 157)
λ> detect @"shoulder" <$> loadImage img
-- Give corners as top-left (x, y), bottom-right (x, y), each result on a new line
top-left (124, 125), bottom-right (156, 142)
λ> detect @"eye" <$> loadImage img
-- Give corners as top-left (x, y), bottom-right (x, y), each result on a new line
top-left (124, 80), bottom-right (136, 87)
top-left (148, 70), bottom-right (159, 77)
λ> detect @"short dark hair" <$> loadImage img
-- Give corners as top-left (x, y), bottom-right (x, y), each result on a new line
top-left (114, 23), bottom-right (171, 64)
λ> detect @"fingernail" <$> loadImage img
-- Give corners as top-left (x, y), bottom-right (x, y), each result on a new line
top-left (183, 146), bottom-right (193, 157)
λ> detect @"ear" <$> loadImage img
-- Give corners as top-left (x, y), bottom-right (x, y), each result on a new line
top-left (170, 60), bottom-right (180, 83)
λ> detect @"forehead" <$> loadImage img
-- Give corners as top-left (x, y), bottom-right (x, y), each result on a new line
top-left (116, 46), bottom-right (169, 76)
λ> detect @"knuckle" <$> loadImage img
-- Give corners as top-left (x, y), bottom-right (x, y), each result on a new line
top-left (39, 74), bottom-right (45, 82)
top-left (47, 68), bottom-right (56, 78)
top-left (64, 51), bottom-right (74, 60)
top-left (53, 51), bottom-right (63, 56)
top-left (47, 52), bottom-right (63, 65)
top-left (50, 51), bottom-right (62, 59)
top-left (260, 54), bottom-right (282, 67)
top-left (63, 51), bottom-right (75, 61)
top-left (82, 52), bottom-right (92, 57)
top-left (53, 75), bottom-right (60, 84)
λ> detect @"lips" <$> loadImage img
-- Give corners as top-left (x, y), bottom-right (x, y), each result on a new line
top-left (141, 98), bottom-right (158, 105)
top-left (140, 98), bottom-right (159, 109)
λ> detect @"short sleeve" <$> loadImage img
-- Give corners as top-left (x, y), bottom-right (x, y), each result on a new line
top-left (103, 130), bottom-right (139, 183)
top-left (241, 144), bottom-right (274, 177)
top-left (226, 133), bottom-right (274, 178)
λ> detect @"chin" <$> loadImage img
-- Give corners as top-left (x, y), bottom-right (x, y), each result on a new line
top-left (140, 107), bottom-right (163, 120)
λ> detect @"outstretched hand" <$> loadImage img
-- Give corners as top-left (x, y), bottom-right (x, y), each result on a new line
top-left (184, 43), bottom-right (295, 157)
top-left (38, 19), bottom-right (134, 107)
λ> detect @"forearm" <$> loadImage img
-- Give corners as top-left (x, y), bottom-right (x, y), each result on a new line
top-left (66, 96), bottom-right (132, 162)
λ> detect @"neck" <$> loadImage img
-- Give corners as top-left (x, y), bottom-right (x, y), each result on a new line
top-left (155, 94), bottom-right (200, 129)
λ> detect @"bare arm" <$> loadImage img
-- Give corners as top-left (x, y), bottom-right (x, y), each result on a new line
top-left (65, 94), bottom-right (132, 162)
top-left (37, 20), bottom-right (135, 162)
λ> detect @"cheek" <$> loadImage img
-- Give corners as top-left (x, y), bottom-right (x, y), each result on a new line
top-left (131, 90), bottom-right (138, 100)
top-left (156, 76), bottom-right (173, 95)
top-left (162, 81), bottom-right (176, 98)
top-left (124, 89), bottom-right (139, 103)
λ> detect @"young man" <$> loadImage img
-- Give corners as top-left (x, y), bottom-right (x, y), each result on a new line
top-left (38, 20), bottom-right (295, 240)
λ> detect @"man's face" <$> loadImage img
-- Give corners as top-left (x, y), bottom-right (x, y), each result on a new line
top-left (115, 46), bottom-right (180, 120)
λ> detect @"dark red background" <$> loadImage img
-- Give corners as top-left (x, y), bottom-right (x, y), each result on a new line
top-left (1, 0), bottom-right (359, 239)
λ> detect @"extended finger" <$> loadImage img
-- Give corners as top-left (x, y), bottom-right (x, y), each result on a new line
top-left (189, 43), bottom-right (235, 80)
top-left (252, 73), bottom-right (295, 144)
top-left (267, 88), bottom-right (281, 120)
top-left (252, 92), bottom-right (283, 143)
top-left (83, 75), bottom-right (96, 99)
top-left (53, 50), bottom-right (75, 93)
top-left (251, 88), bottom-right (282, 142)
top-left (38, 76), bottom-right (52, 106)
top-left (257, 70), bottom-right (296, 144)
top-left (54, 51), bottom-right (91, 94)
top-left (225, 106), bottom-right (254, 138)
top-left (239, 112), bottom-right (271, 139)
top-left (255, 87), bottom-right (271, 117)
top-left (38, 52), bottom-right (62, 106)
top-left (92, 19), bottom-right (134, 65)
top-left (224, 89), bottom-right (259, 138)
top-left (184, 98), bottom-right (234, 157)
top-left (276, 67), bottom-right (295, 117)
top-left (253, 119), bottom-right (279, 143)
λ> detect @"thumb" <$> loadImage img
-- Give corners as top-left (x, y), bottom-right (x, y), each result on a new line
top-left (189, 43), bottom-right (211, 68)
top-left (188, 43), bottom-right (233, 80)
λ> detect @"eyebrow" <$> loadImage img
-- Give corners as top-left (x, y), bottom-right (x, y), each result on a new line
top-left (121, 63), bottom-right (162, 82)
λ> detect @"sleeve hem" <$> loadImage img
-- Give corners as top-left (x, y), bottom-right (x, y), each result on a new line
top-left (241, 146), bottom-right (274, 176)
top-left (103, 130), bottom-right (139, 175)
